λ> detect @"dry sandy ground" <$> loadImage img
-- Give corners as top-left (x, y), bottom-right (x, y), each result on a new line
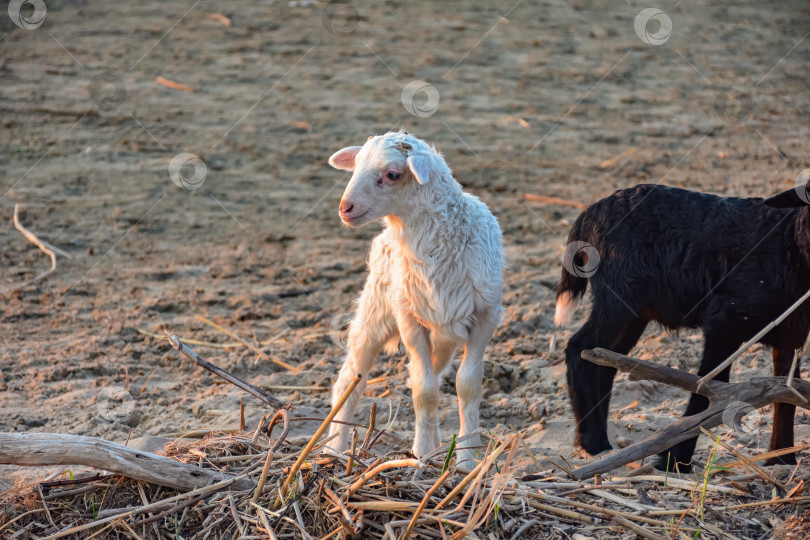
top-left (1, 0), bottom-right (809, 493)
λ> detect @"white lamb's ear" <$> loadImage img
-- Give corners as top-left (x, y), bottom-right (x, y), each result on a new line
top-left (328, 146), bottom-right (362, 171)
top-left (407, 154), bottom-right (431, 184)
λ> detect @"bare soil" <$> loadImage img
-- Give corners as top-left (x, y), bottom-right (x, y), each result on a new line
top-left (1, 0), bottom-right (809, 490)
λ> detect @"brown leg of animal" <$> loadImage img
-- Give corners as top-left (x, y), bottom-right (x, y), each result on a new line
top-left (767, 347), bottom-right (800, 465)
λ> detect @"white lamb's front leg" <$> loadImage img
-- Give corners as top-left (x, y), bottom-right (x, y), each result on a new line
top-left (327, 286), bottom-right (395, 453)
top-left (456, 310), bottom-right (499, 466)
top-left (398, 313), bottom-right (438, 458)
top-left (431, 339), bottom-right (457, 449)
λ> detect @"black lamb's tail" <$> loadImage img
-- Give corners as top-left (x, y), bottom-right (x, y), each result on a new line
top-left (554, 218), bottom-right (593, 326)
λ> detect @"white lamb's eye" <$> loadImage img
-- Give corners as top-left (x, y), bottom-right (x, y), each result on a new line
top-left (387, 171), bottom-right (401, 181)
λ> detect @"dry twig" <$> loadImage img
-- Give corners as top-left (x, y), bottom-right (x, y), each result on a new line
top-left (166, 330), bottom-right (287, 410)
top-left (2, 204), bottom-right (59, 294)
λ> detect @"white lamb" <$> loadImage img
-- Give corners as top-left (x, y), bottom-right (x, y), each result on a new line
top-left (326, 131), bottom-right (503, 465)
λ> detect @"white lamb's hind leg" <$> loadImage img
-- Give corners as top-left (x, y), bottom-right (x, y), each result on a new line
top-left (456, 311), bottom-right (499, 467)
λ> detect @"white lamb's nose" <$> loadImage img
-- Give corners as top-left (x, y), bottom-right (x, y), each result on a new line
top-left (340, 200), bottom-right (355, 215)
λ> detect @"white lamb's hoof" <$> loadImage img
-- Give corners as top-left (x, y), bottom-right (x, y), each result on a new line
top-left (322, 440), bottom-right (348, 456)
top-left (322, 446), bottom-right (340, 457)
top-left (455, 450), bottom-right (478, 471)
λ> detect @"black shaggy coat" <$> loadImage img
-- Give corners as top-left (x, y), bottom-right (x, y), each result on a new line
top-left (557, 183), bottom-right (808, 470)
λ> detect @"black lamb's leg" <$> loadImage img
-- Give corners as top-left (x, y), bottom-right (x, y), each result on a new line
top-left (767, 347), bottom-right (800, 465)
top-left (566, 315), bottom-right (647, 456)
top-left (656, 328), bottom-right (738, 472)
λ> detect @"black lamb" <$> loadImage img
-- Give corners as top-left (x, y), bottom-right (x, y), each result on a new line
top-left (555, 182), bottom-right (808, 471)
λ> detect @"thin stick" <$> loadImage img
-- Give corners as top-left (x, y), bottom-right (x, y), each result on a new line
top-left (517, 490), bottom-right (689, 530)
top-left (786, 351), bottom-right (807, 402)
top-left (402, 469), bottom-right (452, 540)
top-left (196, 315), bottom-right (301, 373)
top-left (720, 443), bottom-right (810, 468)
top-left (346, 501), bottom-right (419, 511)
top-left (360, 403), bottom-right (377, 451)
top-left (155, 76), bottom-right (195, 93)
top-left (166, 330), bottom-right (287, 411)
top-left (599, 147), bottom-right (638, 169)
top-left (698, 427), bottom-right (786, 491)
top-left (263, 385), bottom-right (330, 392)
top-left (346, 458), bottom-right (423, 498)
top-left (2, 204), bottom-right (58, 294)
top-left (611, 516), bottom-right (667, 540)
top-left (517, 432), bottom-right (541, 469)
top-left (509, 519), bottom-right (538, 540)
top-left (128, 492), bottom-right (207, 527)
top-left (251, 449), bottom-right (276, 503)
top-left (610, 475), bottom-right (746, 496)
top-left (256, 506), bottom-right (279, 540)
top-left (227, 492), bottom-right (246, 537)
top-left (278, 375), bottom-right (362, 504)
top-left (346, 429), bottom-right (357, 476)
top-left (698, 287), bottom-right (810, 389)
top-left (523, 193), bottom-right (586, 209)
top-left (119, 521), bottom-right (145, 540)
top-left (525, 499), bottom-right (593, 524)
top-left (239, 397), bottom-right (246, 432)
top-left (435, 436), bottom-right (514, 510)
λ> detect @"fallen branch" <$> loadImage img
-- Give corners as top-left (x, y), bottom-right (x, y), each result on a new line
top-left (572, 348), bottom-right (810, 479)
top-left (0, 433), bottom-right (252, 491)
